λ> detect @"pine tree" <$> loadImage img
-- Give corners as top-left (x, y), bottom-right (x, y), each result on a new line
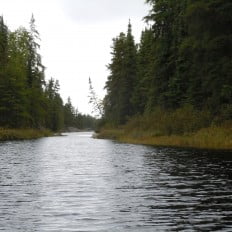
top-left (183, 0), bottom-right (232, 111)
top-left (145, 0), bottom-right (177, 109)
top-left (104, 22), bottom-right (137, 124)
top-left (26, 15), bottom-right (46, 128)
top-left (0, 16), bottom-right (9, 126)
top-left (64, 97), bottom-right (75, 128)
top-left (132, 28), bottom-right (155, 113)
top-left (45, 78), bottom-right (64, 131)
top-left (0, 16), bottom-right (8, 66)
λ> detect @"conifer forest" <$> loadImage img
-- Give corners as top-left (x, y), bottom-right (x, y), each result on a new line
top-left (104, 0), bottom-right (232, 129)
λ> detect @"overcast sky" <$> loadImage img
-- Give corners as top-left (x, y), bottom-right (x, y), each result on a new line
top-left (1, 0), bottom-right (150, 115)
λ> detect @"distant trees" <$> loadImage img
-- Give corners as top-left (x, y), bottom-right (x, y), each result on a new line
top-left (63, 96), bottom-right (97, 130)
top-left (45, 78), bottom-right (64, 131)
top-left (0, 15), bottom-right (96, 131)
top-left (103, 0), bottom-right (232, 125)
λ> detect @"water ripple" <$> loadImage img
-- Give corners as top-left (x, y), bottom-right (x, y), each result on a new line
top-left (0, 132), bottom-right (231, 231)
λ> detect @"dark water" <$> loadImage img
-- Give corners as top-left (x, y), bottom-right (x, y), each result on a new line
top-left (0, 132), bottom-right (231, 231)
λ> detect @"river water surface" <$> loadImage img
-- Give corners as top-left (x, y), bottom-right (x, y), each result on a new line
top-left (0, 132), bottom-right (231, 231)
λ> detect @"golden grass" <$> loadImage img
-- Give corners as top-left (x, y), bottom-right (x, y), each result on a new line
top-left (96, 128), bottom-right (125, 140)
top-left (98, 106), bottom-right (232, 150)
top-left (0, 128), bottom-right (52, 141)
top-left (98, 126), bottom-right (232, 150)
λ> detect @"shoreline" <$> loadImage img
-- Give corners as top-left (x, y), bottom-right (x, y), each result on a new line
top-left (0, 128), bottom-right (53, 141)
top-left (0, 129), bottom-right (94, 141)
top-left (97, 126), bottom-right (232, 151)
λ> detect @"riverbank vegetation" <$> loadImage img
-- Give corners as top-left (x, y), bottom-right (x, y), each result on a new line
top-left (99, 0), bottom-right (232, 150)
top-left (0, 128), bottom-right (52, 141)
top-left (0, 15), bottom-right (97, 140)
top-left (98, 127), bottom-right (232, 150)
top-left (98, 106), bottom-right (232, 150)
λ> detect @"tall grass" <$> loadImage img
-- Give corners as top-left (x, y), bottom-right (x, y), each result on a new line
top-left (98, 105), bottom-right (232, 150)
top-left (125, 105), bottom-right (213, 136)
top-left (0, 128), bottom-right (52, 141)
top-left (119, 126), bottom-right (232, 150)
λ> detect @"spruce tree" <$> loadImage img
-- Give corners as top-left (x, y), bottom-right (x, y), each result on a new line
top-left (104, 22), bottom-right (137, 124)
top-left (132, 28), bottom-right (155, 113)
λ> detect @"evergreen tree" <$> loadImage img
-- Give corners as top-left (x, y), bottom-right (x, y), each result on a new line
top-left (64, 97), bottom-right (76, 128)
top-left (0, 17), bottom-right (28, 127)
top-left (0, 16), bottom-right (9, 126)
top-left (0, 16), bottom-right (8, 66)
top-left (104, 22), bottom-right (137, 124)
top-left (145, 0), bottom-right (177, 109)
top-left (183, 0), bottom-right (232, 111)
top-left (45, 78), bottom-right (64, 131)
top-left (26, 15), bottom-right (46, 128)
top-left (132, 28), bottom-right (155, 113)
top-left (104, 32), bottom-right (126, 124)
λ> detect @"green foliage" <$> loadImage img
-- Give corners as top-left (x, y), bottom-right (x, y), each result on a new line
top-left (63, 97), bottom-right (97, 130)
top-left (103, 0), bottom-right (231, 132)
top-left (132, 28), bottom-right (155, 113)
top-left (0, 15), bottom-right (97, 132)
top-left (104, 21), bottom-right (137, 125)
top-left (45, 78), bottom-right (64, 131)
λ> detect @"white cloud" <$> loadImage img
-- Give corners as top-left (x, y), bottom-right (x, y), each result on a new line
top-left (59, 0), bottom-right (148, 23)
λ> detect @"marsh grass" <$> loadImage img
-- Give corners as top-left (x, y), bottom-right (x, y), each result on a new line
top-left (98, 126), bottom-right (232, 150)
top-left (97, 128), bottom-right (124, 140)
top-left (0, 128), bottom-right (52, 141)
top-left (98, 106), bottom-right (232, 150)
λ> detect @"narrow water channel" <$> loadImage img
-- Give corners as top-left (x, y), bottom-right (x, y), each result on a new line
top-left (0, 132), bottom-right (231, 231)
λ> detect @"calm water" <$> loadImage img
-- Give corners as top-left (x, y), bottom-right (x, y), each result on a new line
top-left (0, 132), bottom-right (231, 231)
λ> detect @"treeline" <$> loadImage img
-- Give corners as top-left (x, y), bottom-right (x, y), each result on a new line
top-left (104, 0), bottom-right (232, 129)
top-left (0, 16), bottom-right (96, 131)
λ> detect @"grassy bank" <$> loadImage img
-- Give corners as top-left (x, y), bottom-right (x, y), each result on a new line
top-left (0, 128), bottom-right (53, 141)
top-left (97, 126), bottom-right (232, 150)
top-left (97, 106), bottom-right (232, 150)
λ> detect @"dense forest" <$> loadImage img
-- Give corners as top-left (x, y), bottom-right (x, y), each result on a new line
top-left (103, 0), bottom-right (232, 135)
top-left (0, 15), bottom-right (96, 132)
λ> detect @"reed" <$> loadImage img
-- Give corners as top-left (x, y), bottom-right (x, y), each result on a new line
top-left (98, 126), bottom-right (232, 150)
top-left (0, 128), bottom-right (52, 141)
top-left (97, 106), bottom-right (232, 150)
top-left (97, 128), bottom-right (124, 140)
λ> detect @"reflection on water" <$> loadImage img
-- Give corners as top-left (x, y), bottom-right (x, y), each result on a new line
top-left (0, 132), bottom-right (231, 231)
